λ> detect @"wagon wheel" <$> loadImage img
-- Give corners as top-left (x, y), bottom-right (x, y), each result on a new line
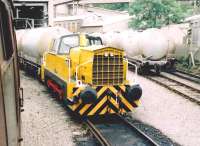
top-left (154, 64), bottom-right (161, 75)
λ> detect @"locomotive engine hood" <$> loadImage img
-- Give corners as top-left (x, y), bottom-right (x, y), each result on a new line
top-left (70, 45), bottom-right (128, 87)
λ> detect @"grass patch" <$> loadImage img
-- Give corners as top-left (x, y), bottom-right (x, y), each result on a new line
top-left (176, 57), bottom-right (200, 75)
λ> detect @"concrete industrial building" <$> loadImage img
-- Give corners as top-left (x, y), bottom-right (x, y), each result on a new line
top-left (13, 0), bottom-right (196, 29)
top-left (13, 0), bottom-right (53, 28)
top-left (53, 6), bottom-right (132, 32)
top-left (53, 0), bottom-right (131, 32)
top-left (13, 0), bottom-right (131, 30)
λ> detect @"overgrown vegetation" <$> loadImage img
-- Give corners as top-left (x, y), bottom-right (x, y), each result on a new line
top-left (129, 0), bottom-right (192, 29)
top-left (95, 3), bottom-right (129, 11)
top-left (179, 2), bottom-right (194, 18)
top-left (95, 0), bottom-right (194, 29)
top-left (176, 57), bottom-right (200, 75)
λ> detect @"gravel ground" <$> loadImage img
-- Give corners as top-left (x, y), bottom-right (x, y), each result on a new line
top-left (20, 71), bottom-right (86, 146)
top-left (125, 116), bottom-right (180, 146)
top-left (20, 69), bottom-right (200, 146)
top-left (128, 71), bottom-right (200, 146)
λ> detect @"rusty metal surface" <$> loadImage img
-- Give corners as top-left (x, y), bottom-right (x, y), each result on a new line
top-left (0, 0), bottom-right (21, 145)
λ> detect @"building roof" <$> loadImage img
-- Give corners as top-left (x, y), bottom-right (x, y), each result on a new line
top-left (54, 15), bottom-right (83, 22)
top-left (54, 0), bottom-right (130, 5)
top-left (54, 8), bottom-right (132, 27)
top-left (185, 14), bottom-right (200, 22)
top-left (14, 0), bottom-right (48, 2)
top-left (84, 5), bottom-right (129, 15)
top-left (81, 13), bottom-right (132, 27)
top-left (76, 0), bottom-right (130, 4)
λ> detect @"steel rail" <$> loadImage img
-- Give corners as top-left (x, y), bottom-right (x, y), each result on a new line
top-left (117, 114), bottom-right (159, 146)
top-left (145, 74), bottom-right (200, 105)
top-left (172, 70), bottom-right (200, 84)
top-left (85, 115), bottom-right (159, 146)
top-left (176, 69), bottom-right (200, 79)
top-left (85, 119), bottom-right (111, 146)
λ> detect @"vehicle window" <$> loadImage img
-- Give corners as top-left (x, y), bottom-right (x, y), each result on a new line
top-left (90, 39), bottom-right (102, 45)
top-left (51, 39), bottom-right (59, 53)
top-left (58, 35), bottom-right (79, 54)
top-left (86, 36), bottom-right (103, 46)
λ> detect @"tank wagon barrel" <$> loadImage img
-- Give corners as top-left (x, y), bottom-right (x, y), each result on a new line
top-left (17, 27), bottom-right (142, 117)
top-left (100, 25), bottom-right (186, 74)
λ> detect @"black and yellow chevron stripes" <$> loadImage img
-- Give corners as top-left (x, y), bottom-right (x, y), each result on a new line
top-left (68, 86), bottom-right (140, 117)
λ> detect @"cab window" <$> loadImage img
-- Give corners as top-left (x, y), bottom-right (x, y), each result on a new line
top-left (58, 35), bottom-right (79, 54)
top-left (90, 39), bottom-right (102, 45)
top-left (86, 36), bottom-right (103, 46)
top-left (51, 39), bottom-right (60, 53)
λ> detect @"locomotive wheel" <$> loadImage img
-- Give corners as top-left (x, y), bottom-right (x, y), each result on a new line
top-left (138, 67), bottom-right (147, 75)
top-left (164, 61), bottom-right (172, 71)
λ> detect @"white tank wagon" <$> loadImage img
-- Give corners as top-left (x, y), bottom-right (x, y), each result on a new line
top-left (17, 27), bottom-right (71, 65)
top-left (100, 26), bottom-right (186, 74)
top-left (17, 27), bottom-right (72, 75)
top-left (136, 28), bottom-right (173, 74)
top-left (119, 30), bottom-right (142, 57)
top-left (16, 29), bottom-right (26, 50)
top-left (160, 25), bottom-right (186, 53)
top-left (101, 31), bottom-right (142, 57)
top-left (140, 28), bottom-right (169, 60)
top-left (101, 31), bottom-right (122, 49)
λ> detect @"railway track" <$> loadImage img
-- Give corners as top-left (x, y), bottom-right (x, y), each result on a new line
top-left (85, 115), bottom-right (158, 146)
top-left (171, 70), bottom-right (200, 84)
top-left (145, 73), bottom-right (200, 105)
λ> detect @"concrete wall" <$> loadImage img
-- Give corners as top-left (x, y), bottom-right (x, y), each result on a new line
top-left (54, 20), bottom-right (82, 32)
top-left (80, 26), bottom-right (103, 33)
top-left (186, 19), bottom-right (200, 61)
top-left (54, 4), bottom-right (69, 17)
top-left (53, 0), bottom-right (71, 5)
top-left (53, 0), bottom-right (130, 5)
top-left (14, 0), bottom-right (54, 26)
top-left (195, 51), bottom-right (200, 61)
top-left (48, 0), bottom-right (54, 26)
top-left (103, 19), bottom-right (129, 32)
top-left (14, 0), bottom-right (48, 2)
top-left (83, 6), bottom-right (129, 17)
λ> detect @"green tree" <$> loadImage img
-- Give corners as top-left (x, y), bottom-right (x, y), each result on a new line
top-left (129, 0), bottom-right (184, 29)
top-left (95, 3), bottom-right (129, 11)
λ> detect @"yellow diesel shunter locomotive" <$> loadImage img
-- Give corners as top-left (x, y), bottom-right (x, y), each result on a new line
top-left (17, 27), bottom-right (142, 117)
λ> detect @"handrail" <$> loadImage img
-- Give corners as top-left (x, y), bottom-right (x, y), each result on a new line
top-left (66, 58), bottom-right (71, 83)
top-left (124, 58), bottom-right (138, 84)
top-left (75, 59), bottom-right (92, 85)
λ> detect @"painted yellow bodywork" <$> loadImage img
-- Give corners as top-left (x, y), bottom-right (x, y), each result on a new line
top-left (67, 85), bottom-right (140, 116)
top-left (70, 47), bottom-right (94, 84)
top-left (40, 33), bottom-right (139, 117)
top-left (45, 54), bottom-right (69, 81)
